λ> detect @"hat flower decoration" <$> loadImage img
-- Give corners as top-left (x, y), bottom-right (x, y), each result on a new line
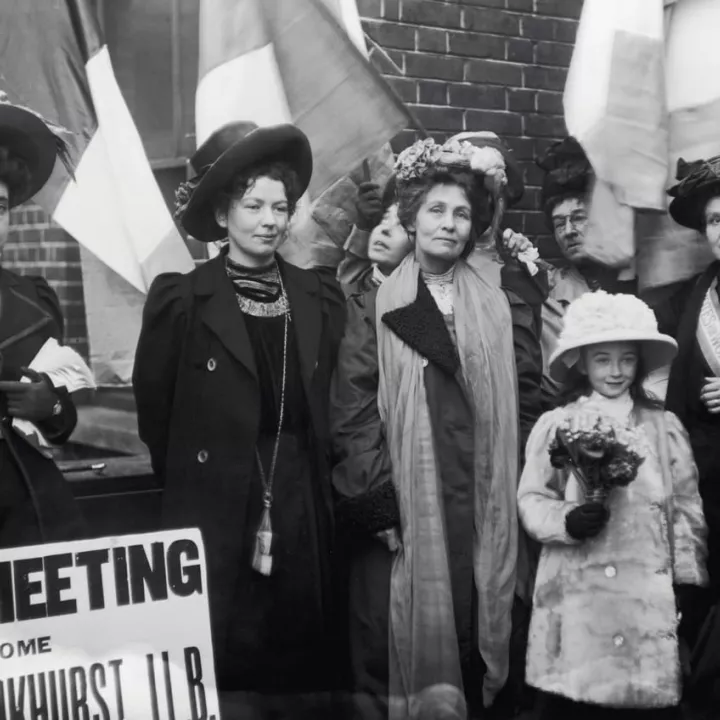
top-left (394, 134), bottom-right (538, 273)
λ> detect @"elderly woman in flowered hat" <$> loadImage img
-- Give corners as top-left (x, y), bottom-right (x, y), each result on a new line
top-left (330, 132), bottom-right (543, 719)
top-left (133, 122), bottom-right (346, 716)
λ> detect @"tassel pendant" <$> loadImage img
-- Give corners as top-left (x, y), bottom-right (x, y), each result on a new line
top-left (252, 503), bottom-right (273, 576)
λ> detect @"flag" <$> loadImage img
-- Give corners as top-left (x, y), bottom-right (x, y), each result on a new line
top-left (564, 0), bottom-right (720, 290)
top-left (196, 0), bottom-right (413, 267)
top-left (0, 0), bottom-right (194, 384)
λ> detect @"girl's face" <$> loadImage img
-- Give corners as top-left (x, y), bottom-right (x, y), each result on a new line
top-left (411, 183), bottom-right (472, 273)
top-left (368, 203), bottom-right (412, 275)
top-left (579, 341), bottom-right (639, 399)
top-left (215, 176), bottom-right (289, 267)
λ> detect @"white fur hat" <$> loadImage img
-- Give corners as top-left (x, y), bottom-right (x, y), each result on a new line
top-left (549, 291), bottom-right (678, 382)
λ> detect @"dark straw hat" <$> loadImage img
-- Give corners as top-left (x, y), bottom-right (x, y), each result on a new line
top-left (177, 122), bottom-right (313, 241)
top-left (0, 96), bottom-right (72, 207)
top-left (668, 156), bottom-right (720, 232)
top-left (537, 136), bottom-right (592, 215)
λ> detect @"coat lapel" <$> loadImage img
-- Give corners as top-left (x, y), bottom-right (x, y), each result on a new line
top-left (195, 255), bottom-right (257, 381)
top-left (0, 271), bottom-right (52, 351)
top-left (281, 258), bottom-right (322, 396)
top-left (381, 278), bottom-right (460, 376)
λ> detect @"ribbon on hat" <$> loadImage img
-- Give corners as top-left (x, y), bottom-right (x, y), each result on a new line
top-left (174, 164), bottom-right (211, 219)
top-left (0, 91), bottom-right (76, 180)
top-left (671, 156), bottom-right (720, 198)
top-left (537, 137), bottom-right (592, 194)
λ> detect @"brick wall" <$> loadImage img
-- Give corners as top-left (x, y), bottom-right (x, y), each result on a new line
top-left (7, 0), bottom-right (582, 355)
top-left (360, 0), bottom-right (582, 258)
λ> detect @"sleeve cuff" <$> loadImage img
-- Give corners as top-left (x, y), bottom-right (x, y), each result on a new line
top-left (336, 479), bottom-right (400, 541)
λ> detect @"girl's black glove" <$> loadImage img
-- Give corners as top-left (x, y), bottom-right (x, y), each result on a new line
top-left (565, 502), bottom-right (609, 540)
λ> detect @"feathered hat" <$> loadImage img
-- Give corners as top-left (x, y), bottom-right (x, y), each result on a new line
top-left (667, 155), bottom-right (720, 232)
top-left (174, 121), bottom-right (313, 242)
top-left (0, 92), bottom-right (74, 207)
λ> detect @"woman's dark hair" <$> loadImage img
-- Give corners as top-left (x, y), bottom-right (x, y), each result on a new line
top-left (396, 168), bottom-right (493, 258)
top-left (0, 146), bottom-right (32, 206)
top-left (558, 348), bottom-right (664, 411)
top-left (214, 160), bottom-right (302, 219)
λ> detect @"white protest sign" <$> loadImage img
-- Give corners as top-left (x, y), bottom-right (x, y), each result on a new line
top-left (0, 529), bottom-right (220, 719)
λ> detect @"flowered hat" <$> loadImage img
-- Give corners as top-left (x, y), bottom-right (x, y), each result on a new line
top-left (393, 131), bottom-right (523, 241)
top-left (549, 291), bottom-right (678, 382)
top-left (667, 155), bottom-right (720, 232)
top-left (536, 136), bottom-right (592, 217)
top-left (175, 121), bottom-right (313, 241)
top-left (0, 92), bottom-right (74, 207)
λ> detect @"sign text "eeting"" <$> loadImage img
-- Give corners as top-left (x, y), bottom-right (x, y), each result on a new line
top-left (0, 540), bottom-right (202, 623)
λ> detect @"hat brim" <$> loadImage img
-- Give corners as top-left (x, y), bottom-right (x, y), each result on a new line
top-left (0, 105), bottom-right (59, 206)
top-left (548, 331), bottom-right (678, 383)
top-left (181, 124), bottom-right (313, 241)
top-left (668, 182), bottom-right (720, 231)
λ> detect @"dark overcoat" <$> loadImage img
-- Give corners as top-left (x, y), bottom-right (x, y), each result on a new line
top-left (132, 253), bottom-right (346, 679)
top-left (0, 268), bottom-right (84, 548)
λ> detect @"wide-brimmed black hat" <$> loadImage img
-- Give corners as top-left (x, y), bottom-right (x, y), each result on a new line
top-left (0, 98), bottom-right (72, 207)
top-left (537, 136), bottom-right (592, 215)
top-left (177, 122), bottom-right (313, 241)
top-left (668, 156), bottom-right (720, 231)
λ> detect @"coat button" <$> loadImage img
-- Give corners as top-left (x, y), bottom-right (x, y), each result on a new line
top-left (613, 634), bottom-right (625, 647)
top-left (605, 565), bottom-right (617, 579)
top-left (197, 450), bottom-right (209, 463)
top-left (207, 358), bottom-right (217, 372)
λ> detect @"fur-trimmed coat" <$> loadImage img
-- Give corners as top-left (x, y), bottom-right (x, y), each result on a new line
top-left (518, 403), bottom-right (708, 709)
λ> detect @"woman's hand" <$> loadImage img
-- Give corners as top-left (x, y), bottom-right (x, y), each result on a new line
top-left (701, 377), bottom-right (720, 413)
top-left (376, 528), bottom-right (401, 552)
top-left (502, 229), bottom-right (534, 259)
top-left (356, 182), bottom-right (383, 231)
top-left (0, 368), bottom-right (59, 422)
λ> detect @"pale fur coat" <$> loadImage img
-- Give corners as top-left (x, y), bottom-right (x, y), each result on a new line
top-left (518, 394), bottom-right (708, 708)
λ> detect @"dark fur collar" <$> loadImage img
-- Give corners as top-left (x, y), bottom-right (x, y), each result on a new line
top-left (381, 277), bottom-right (459, 376)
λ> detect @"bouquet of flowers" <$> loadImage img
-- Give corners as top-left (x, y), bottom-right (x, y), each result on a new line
top-left (549, 415), bottom-right (646, 505)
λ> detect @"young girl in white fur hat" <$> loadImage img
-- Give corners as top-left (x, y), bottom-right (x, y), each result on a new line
top-left (518, 291), bottom-right (708, 720)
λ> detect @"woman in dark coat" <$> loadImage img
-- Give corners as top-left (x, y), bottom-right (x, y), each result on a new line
top-left (330, 133), bottom-right (543, 720)
top-left (133, 122), bottom-right (346, 716)
top-left (0, 98), bottom-right (90, 548)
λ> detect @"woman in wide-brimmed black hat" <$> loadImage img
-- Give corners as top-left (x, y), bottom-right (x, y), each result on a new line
top-left (132, 121), bottom-right (347, 715)
top-left (0, 95), bottom-right (92, 549)
top-left (647, 156), bottom-right (720, 711)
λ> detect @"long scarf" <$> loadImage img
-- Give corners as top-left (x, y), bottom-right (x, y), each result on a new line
top-left (376, 254), bottom-right (520, 716)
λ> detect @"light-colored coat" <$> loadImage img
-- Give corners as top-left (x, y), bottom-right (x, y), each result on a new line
top-left (518, 402), bottom-right (708, 709)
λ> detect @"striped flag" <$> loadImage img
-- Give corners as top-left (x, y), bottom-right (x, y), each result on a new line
top-left (0, 0), bottom-right (194, 292)
top-left (196, 0), bottom-right (413, 267)
top-left (0, 0), bottom-right (194, 384)
top-left (564, 0), bottom-right (719, 290)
